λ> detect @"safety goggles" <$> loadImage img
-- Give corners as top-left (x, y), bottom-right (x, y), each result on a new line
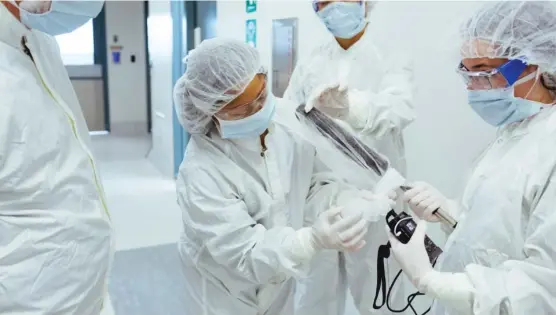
top-left (312, 0), bottom-right (363, 12)
top-left (215, 75), bottom-right (268, 121)
top-left (456, 59), bottom-right (528, 90)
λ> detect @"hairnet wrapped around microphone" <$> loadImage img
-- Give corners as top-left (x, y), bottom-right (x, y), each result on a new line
top-left (295, 105), bottom-right (458, 230)
top-left (294, 104), bottom-right (406, 194)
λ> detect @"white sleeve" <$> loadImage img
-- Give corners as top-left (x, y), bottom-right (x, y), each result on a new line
top-left (344, 54), bottom-right (416, 138)
top-left (463, 174), bottom-right (556, 314)
top-left (283, 60), bottom-right (307, 107)
top-left (177, 165), bottom-right (316, 294)
top-left (303, 154), bottom-right (353, 225)
top-left (425, 173), bottom-right (556, 314)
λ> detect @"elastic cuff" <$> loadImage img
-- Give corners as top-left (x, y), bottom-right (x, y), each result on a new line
top-left (290, 227), bottom-right (319, 264)
top-left (420, 270), bottom-right (475, 313)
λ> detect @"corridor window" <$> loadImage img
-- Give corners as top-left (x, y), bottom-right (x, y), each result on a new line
top-left (55, 20), bottom-right (95, 65)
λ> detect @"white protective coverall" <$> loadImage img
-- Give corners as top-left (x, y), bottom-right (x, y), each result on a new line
top-left (284, 28), bottom-right (413, 315)
top-left (176, 98), bottom-right (404, 315)
top-left (432, 106), bottom-right (556, 314)
top-left (0, 5), bottom-right (112, 314)
top-left (284, 28), bottom-right (414, 175)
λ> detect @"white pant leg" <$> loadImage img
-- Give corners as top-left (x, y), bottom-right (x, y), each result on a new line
top-left (294, 251), bottom-right (347, 315)
top-left (181, 260), bottom-right (257, 315)
top-left (181, 255), bottom-right (295, 315)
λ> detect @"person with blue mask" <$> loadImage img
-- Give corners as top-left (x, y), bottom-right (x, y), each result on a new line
top-left (14, 0), bottom-right (104, 35)
top-left (173, 38), bottom-right (396, 315)
top-left (285, 0), bottom-right (414, 175)
top-left (284, 1), bottom-right (414, 314)
top-left (387, 2), bottom-right (556, 314)
top-left (0, 1), bottom-right (112, 314)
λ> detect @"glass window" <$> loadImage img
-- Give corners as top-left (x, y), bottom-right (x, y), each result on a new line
top-left (55, 20), bottom-right (95, 65)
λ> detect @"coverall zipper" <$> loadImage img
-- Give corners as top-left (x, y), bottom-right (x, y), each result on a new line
top-left (27, 39), bottom-right (110, 219)
top-left (260, 130), bottom-right (269, 157)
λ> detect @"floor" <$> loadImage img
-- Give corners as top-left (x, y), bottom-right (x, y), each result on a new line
top-left (91, 135), bottom-right (184, 315)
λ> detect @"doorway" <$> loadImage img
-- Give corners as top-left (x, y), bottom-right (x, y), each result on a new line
top-left (171, 1), bottom-right (217, 176)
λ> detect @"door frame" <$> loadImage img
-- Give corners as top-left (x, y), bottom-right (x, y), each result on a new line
top-left (92, 7), bottom-right (110, 132)
top-left (171, 0), bottom-right (190, 176)
top-left (171, 1), bottom-right (217, 176)
top-left (144, 1), bottom-right (152, 133)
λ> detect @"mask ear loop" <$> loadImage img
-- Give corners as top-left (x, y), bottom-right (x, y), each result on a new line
top-left (514, 69), bottom-right (550, 128)
top-left (514, 69), bottom-right (540, 100)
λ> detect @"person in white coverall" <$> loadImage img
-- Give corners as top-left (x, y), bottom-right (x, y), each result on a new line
top-left (388, 1), bottom-right (556, 314)
top-left (173, 38), bottom-right (396, 315)
top-left (284, 1), bottom-right (414, 314)
top-left (0, 1), bottom-right (112, 314)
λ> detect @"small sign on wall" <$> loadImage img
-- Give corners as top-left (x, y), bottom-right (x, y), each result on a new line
top-left (246, 19), bottom-right (257, 48)
top-left (246, 0), bottom-right (257, 13)
top-left (110, 45), bottom-right (123, 64)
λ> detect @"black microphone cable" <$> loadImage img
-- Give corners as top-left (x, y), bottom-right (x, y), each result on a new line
top-left (372, 243), bottom-right (433, 315)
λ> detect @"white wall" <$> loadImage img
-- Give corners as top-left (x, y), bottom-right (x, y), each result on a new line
top-left (217, 0), bottom-right (330, 88)
top-left (105, 1), bottom-right (149, 136)
top-left (216, 0), bottom-right (496, 313)
top-left (146, 0), bottom-right (175, 178)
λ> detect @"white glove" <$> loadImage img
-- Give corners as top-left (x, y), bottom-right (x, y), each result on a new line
top-left (386, 220), bottom-right (433, 289)
top-left (305, 83), bottom-right (349, 119)
top-left (403, 182), bottom-right (450, 223)
top-left (340, 191), bottom-right (396, 222)
top-left (388, 222), bottom-right (476, 312)
top-left (312, 206), bottom-right (368, 252)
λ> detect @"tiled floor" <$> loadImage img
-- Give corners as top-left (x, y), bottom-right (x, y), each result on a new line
top-left (108, 244), bottom-right (188, 315)
top-left (91, 135), bottom-right (183, 315)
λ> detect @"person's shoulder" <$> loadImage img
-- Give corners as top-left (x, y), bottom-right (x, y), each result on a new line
top-left (531, 108), bottom-right (556, 139)
top-left (181, 133), bottom-right (224, 165)
top-left (521, 109), bottom-right (556, 172)
top-left (274, 97), bottom-right (302, 124)
top-left (273, 97), bottom-right (316, 146)
top-left (178, 133), bottom-right (237, 178)
top-left (177, 135), bottom-right (245, 199)
top-left (295, 39), bottom-right (336, 70)
top-left (177, 143), bottom-right (216, 190)
top-left (276, 97), bottom-right (301, 111)
top-left (0, 57), bottom-right (36, 113)
top-left (31, 29), bottom-right (61, 52)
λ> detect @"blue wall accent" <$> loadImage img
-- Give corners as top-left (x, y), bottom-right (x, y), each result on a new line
top-left (92, 6), bottom-right (110, 131)
top-left (171, 1), bottom-right (190, 176)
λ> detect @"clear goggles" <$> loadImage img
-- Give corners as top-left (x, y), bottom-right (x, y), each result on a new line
top-left (215, 74), bottom-right (268, 121)
top-left (312, 0), bottom-right (363, 12)
top-left (456, 59), bottom-right (529, 90)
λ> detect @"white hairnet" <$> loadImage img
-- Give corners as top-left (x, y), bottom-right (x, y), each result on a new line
top-left (459, 1), bottom-right (556, 76)
top-left (173, 38), bottom-right (261, 134)
top-left (364, 0), bottom-right (376, 15)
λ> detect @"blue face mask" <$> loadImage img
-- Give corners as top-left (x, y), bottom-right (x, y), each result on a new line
top-left (19, 0), bottom-right (105, 36)
top-left (317, 2), bottom-right (366, 39)
top-left (217, 94), bottom-right (276, 139)
top-left (468, 72), bottom-right (542, 127)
